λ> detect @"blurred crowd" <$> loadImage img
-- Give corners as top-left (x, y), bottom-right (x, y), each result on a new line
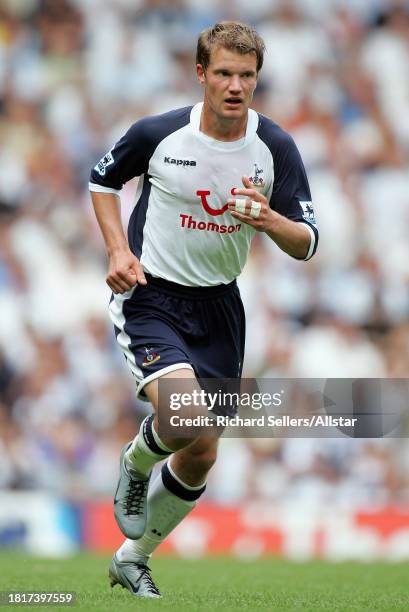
top-left (1, 0), bottom-right (409, 505)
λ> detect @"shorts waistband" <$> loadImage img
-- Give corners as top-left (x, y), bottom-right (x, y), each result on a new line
top-left (144, 273), bottom-right (237, 299)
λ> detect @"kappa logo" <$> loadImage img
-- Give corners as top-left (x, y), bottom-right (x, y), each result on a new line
top-left (95, 150), bottom-right (114, 176)
top-left (164, 156), bottom-right (196, 167)
top-left (249, 163), bottom-right (265, 187)
top-left (142, 347), bottom-right (161, 367)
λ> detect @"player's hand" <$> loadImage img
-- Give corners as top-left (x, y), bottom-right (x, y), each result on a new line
top-left (227, 176), bottom-right (274, 232)
top-left (107, 248), bottom-right (147, 294)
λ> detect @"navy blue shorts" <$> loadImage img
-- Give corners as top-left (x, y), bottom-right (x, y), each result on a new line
top-left (108, 274), bottom-right (245, 416)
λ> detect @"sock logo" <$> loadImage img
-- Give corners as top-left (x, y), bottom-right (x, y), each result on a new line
top-left (142, 347), bottom-right (161, 367)
top-left (151, 528), bottom-right (162, 536)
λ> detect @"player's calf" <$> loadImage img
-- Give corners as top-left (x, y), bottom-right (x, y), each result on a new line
top-left (114, 414), bottom-right (175, 539)
top-left (116, 458), bottom-right (207, 569)
top-left (114, 409), bottom-right (204, 540)
top-left (171, 436), bottom-right (219, 485)
top-left (115, 369), bottom-right (211, 539)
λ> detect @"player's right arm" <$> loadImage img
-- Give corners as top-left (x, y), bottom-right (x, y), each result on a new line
top-left (89, 119), bottom-right (152, 294)
top-left (90, 108), bottom-right (192, 292)
top-left (91, 191), bottom-right (146, 294)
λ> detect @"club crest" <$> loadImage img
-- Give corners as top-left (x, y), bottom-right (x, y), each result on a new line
top-left (249, 163), bottom-right (265, 188)
top-left (142, 347), bottom-right (161, 367)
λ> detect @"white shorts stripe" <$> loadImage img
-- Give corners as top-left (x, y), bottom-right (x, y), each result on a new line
top-left (136, 363), bottom-right (194, 399)
top-left (108, 289), bottom-right (195, 400)
top-left (108, 288), bottom-right (143, 380)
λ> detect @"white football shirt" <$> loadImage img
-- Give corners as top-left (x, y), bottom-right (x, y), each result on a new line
top-left (89, 103), bottom-right (318, 286)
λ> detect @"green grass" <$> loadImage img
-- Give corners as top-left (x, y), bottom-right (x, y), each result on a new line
top-left (1, 553), bottom-right (409, 611)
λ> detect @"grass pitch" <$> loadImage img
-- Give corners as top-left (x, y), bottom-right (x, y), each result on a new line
top-left (1, 553), bottom-right (409, 611)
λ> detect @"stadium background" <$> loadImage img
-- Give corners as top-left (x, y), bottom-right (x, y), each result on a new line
top-left (1, 0), bottom-right (409, 562)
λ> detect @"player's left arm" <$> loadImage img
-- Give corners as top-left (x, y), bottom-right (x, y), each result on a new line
top-left (228, 133), bottom-right (318, 261)
top-left (228, 176), bottom-right (313, 259)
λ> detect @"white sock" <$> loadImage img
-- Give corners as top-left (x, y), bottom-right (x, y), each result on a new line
top-left (125, 415), bottom-right (173, 476)
top-left (117, 460), bottom-right (206, 563)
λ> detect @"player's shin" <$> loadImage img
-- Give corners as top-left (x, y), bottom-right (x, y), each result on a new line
top-left (117, 459), bottom-right (206, 563)
top-left (126, 414), bottom-right (174, 475)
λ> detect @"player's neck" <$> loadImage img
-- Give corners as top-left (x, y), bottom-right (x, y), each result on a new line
top-left (199, 105), bottom-right (248, 142)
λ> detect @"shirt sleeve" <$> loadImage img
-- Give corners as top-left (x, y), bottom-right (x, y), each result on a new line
top-left (269, 132), bottom-right (318, 260)
top-left (89, 118), bottom-right (152, 193)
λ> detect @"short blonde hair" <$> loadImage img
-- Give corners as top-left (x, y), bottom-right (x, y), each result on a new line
top-left (196, 21), bottom-right (266, 73)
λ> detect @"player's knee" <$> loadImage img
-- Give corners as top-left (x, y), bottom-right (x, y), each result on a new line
top-left (186, 443), bottom-right (218, 473)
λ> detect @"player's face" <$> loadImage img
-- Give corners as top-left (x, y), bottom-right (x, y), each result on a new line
top-left (197, 46), bottom-right (258, 123)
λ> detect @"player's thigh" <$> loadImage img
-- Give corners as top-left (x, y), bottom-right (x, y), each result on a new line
top-left (144, 366), bottom-right (198, 411)
top-left (144, 368), bottom-right (217, 445)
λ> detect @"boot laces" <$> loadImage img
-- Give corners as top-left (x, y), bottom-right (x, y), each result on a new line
top-left (135, 564), bottom-right (161, 596)
top-left (124, 479), bottom-right (148, 515)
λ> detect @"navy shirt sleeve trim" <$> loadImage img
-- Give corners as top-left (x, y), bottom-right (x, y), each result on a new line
top-left (90, 106), bottom-right (192, 191)
top-left (257, 114), bottom-right (318, 260)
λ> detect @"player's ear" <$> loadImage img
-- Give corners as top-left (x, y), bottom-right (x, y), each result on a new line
top-left (196, 64), bottom-right (206, 86)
